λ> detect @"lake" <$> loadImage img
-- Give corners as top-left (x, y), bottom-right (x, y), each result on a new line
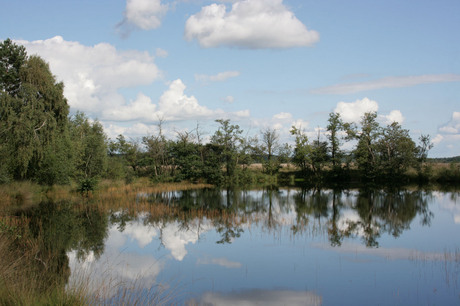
top-left (66, 187), bottom-right (460, 305)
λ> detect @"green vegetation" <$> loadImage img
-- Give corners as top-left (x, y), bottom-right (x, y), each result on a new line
top-left (2, 38), bottom-right (460, 190)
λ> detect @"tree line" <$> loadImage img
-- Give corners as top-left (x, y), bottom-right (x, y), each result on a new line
top-left (1, 39), bottom-right (438, 187)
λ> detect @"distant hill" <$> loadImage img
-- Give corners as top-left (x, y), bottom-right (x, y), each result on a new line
top-left (429, 156), bottom-right (460, 163)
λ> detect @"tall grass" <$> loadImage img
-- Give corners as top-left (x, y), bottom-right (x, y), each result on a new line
top-left (0, 230), bottom-right (86, 305)
top-left (0, 178), bottom-right (212, 305)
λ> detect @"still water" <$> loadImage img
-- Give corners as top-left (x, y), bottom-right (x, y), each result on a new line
top-left (68, 188), bottom-right (460, 305)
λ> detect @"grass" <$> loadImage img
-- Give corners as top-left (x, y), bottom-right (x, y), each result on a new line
top-left (0, 230), bottom-right (86, 305)
top-left (0, 178), bottom-right (214, 305)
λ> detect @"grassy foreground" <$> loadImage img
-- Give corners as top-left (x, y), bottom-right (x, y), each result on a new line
top-left (0, 178), bottom-right (212, 305)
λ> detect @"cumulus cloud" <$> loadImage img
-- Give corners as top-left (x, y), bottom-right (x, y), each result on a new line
top-left (381, 110), bottom-right (404, 124)
top-left (334, 97), bottom-right (379, 123)
top-left (195, 70), bottom-right (240, 83)
top-left (222, 95), bottom-right (235, 103)
top-left (118, 0), bottom-right (169, 33)
top-left (334, 97), bottom-right (405, 125)
top-left (16, 36), bottom-right (161, 114)
top-left (159, 79), bottom-right (219, 120)
top-left (432, 112), bottom-right (460, 154)
top-left (184, 0), bottom-right (319, 49)
top-left (312, 74), bottom-right (460, 95)
top-left (439, 112), bottom-right (460, 134)
top-left (102, 79), bottom-right (220, 122)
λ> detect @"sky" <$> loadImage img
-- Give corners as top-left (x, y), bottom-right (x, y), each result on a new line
top-left (1, 0), bottom-right (459, 157)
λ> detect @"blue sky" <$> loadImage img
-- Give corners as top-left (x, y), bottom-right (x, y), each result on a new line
top-left (2, 0), bottom-right (459, 157)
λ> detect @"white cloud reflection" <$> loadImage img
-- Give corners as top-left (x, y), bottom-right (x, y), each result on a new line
top-left (313, 241), bottom-right (457, 262)
top-left (197, 289), bottom-right (322, 306)
top-left (197, 257), bottom-right (242, 269)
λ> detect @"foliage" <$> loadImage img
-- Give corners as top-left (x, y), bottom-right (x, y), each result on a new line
top-left (69, 112), bottom-right (108, 181)
top-left (260, 128), bottom-right (281, 174)
top-left (290, 125), bottom-right (311, 173)
top-left (326, 112), bottom-right (344, 170)
top-left (377, 122), bottom-right (417, 178)
top-left (0, 40), bottom-right (70, 183)
top-left (211, 119), bottom-right (243, 178)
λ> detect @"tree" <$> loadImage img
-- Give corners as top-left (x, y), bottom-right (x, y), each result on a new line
top-left (0, 38), bottom-right (27, 96)
top-left (326, 112), bottom-right (344, 170)
top-left (260, 128), bottom-right (281, 174)
top-left (290, 125), bottom-right (311, 173)
top-left (377, 122), bottom-right (417, 178)
top-left (211, 119), bottom-right (243, 177)
top-left (170, 130), bottom-right (202, 181)
top-left (110, 134), bottom-right (141, 172)
top-left (0, 39), bottom-right (70, 182)
top-left (347, 112), bottom-right (382, 179)
top-left (310, 129), bottom-right (329, 175)
top-left (69, 112), bottom-right (107, 181)
top-left (142, 118), bottom-right (171, 180)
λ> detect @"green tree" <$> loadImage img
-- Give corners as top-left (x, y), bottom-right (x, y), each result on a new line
top-left (110, 134), bottom-right (141, 173)
top-left (69, 112), bottom-right (107, 181)
top-left (170, 130), bottom-right (203, 181)
top-left (0, 39), bottom-right (70, 182)
top-left (211, 119), bottom-right (243, 178)
top-left (260, 128), bottom-right (281, 175)
top-left (326, 112), bottom-right (344, 170)
top-left (142, 118), bottom-right (172, 180)
top-left (347, 112), bottom-right (382, 180)
top-left (377, 122), bottom-right (417, 178)
top-left (0, 38), bottom-right (27, 96)
top-left (310, 130), bottom-right (329, 175)
top-left (290, 125), bottom-right (311, 173)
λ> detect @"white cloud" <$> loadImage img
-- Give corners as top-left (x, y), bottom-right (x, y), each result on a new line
top-left (103, 93), bottom-right (157, 121)
top-left (381, 110), bottom-right (404, 124)
top-left (273, 112), bottom-right (293, 120)
top-left (184, 0), bottom-right (319, 49)
top-left (312, 74), bottom-right (460, 95)
top-left (159, 79), bottom-right (218, 120)
top-left (222, 95), bottom-right (235, 103)
top-left (334, 97), bottom-right (405, 126)
top-left (334, 97), bottom-right (379, 123)
top-left (16, 36), bottom-right (161, 114)
top-left (121, 0), bottom-right (169, 31)
top-left (155, 48), bottom-right (169, 58)
top-left (195, 70), bottom-right (240, 83)
top-left (432, 134), bottom-right (444, 145)
top-left (438, 111), bottom-right (460, 135)
top-left (432, 112), bottom-right (460, 155)
top-left (102, 79), bottom-right (221, 122)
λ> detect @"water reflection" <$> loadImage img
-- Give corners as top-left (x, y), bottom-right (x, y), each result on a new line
top-left (21, 200), bottom-right (108, 289)
top-left (59, 187), bottom-right (460, 304)
top-left (196, 289), bottom-right (322, 306)
top-left (141, 187), bottom-right (435, 248)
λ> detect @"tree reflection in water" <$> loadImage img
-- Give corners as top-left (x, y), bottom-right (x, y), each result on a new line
top-left (143, 187), bottom-right (435, 249)
top-left (14, 187), bottom-right (438, 299)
